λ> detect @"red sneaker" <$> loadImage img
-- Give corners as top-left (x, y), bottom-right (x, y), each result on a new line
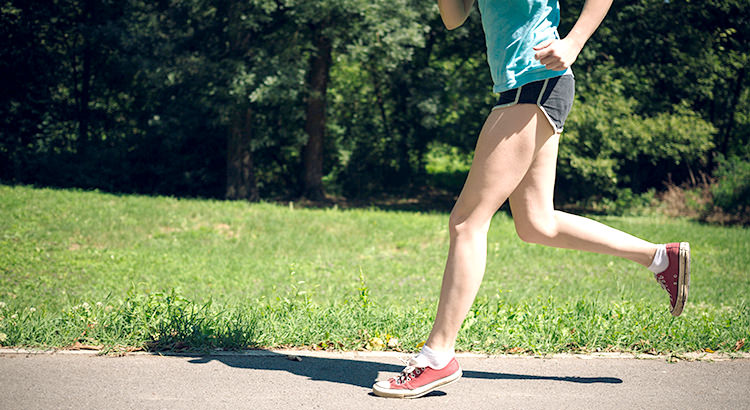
top-left (654, 242), bottom-right (690, 316)
top-left (372, 357), bottom-right (462, 399)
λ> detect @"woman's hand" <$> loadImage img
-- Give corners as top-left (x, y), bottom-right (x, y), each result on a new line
top-left (534, 0), bottom-right (612, 71)
top-left (532, 37), bottom-right (583, 71)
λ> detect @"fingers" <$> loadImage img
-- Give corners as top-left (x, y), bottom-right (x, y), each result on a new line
top-left (540, 60), bottom-right (568, 71)
top-left (539, 55), bottom-right (567, 71)
top-left (543, 62), bottom-right (567, 71)
top-left (533, 40), bottom-right (554, 61)
top-left (536, 54), bottom-right (565, 70)
top-left (533, 39), bottom-right (575, 71)
top-left (532, 39), bottom-right (554, 51)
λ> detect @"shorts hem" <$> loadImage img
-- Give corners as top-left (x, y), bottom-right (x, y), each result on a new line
top-left (490, 74), bottom-right (573, 133)
top-left (490, 103), bottom-right (562, 134)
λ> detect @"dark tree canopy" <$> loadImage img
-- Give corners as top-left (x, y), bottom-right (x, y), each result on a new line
top-left (1, 0), bottom-right (747, 211)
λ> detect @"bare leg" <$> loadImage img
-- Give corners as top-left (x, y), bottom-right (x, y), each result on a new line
top-left (425, 104), bottom-right (658, 353)
top-left (425, 104), bottom-right (553, 352)
top-left (508, 134), bottom-right (658, 267)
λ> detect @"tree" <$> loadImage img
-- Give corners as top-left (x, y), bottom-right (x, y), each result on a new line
top-left (277, 0), bottom-right (429, 200)
top-left (564, 0), bottom-right (750, 162)
top-left (2, 0), bottom-right (746, 211)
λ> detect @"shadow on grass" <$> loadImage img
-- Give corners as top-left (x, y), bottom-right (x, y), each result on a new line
top-left (179, 350), bottom-right (622, 395)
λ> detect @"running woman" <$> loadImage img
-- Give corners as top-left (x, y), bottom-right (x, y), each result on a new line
top-left (372, 0), bottom-right (690, 399)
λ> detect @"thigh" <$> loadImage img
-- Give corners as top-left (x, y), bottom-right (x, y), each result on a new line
top-left (508, 131), bottom-right (559, 225)
top-left (451, 103), bottom-right (556, 230)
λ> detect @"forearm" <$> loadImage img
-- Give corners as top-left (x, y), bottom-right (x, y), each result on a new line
top-left (437, 0), bottom-right (475, 30)
top-left (565, 0), bottom-right (612, 49)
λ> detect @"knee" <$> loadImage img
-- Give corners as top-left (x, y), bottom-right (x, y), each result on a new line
top-left (448, 211), bottom-right (490, 238)
top-left (514, 215), bottom-right (558, 245)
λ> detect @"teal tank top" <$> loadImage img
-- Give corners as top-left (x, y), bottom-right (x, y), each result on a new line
top-left (477, 0), bottom-right (569, 93)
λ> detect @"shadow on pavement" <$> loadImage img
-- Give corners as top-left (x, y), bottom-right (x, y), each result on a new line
top-left (182, 351), bottom-right (623, 390)
top-left (462, 370), bottom-right (622, 384)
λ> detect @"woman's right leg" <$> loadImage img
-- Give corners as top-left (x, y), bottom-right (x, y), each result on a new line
top-left (424, 103), bottom-right (557, 352)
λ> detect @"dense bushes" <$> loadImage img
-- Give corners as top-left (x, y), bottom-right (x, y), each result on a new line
top-left (711, 155), bottom-right (750, 220)
top-left (557, 66), bottom-right (716, 204)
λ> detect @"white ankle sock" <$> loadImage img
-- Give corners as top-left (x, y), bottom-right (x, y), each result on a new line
top-left (412, 345), bottom-right (454, 369)
top-left (647, 244), bottom-right (668, 274)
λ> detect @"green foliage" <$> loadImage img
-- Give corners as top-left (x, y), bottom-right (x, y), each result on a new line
top-left (424, 142), bottom-right (471, 193)
top-left (552, 0), bottom-right (748, 208)
top-left (0, 0), bottom-right (748, 213)
top-left (558, 64), bottom-right (716, 202)
top-left (595, 189), bottom-right (658, 217)
top-left (328, 2), bottom-right (490, 197)
top-left (568, 0), bottom-right (750, 157)
top-left (325, 0), bottom-right (434, 197)
top-left (711, 155), bottom-right (750, 216)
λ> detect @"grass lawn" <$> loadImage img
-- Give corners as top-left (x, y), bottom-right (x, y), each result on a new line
top-left (1, 185), bottom-right (748, 354)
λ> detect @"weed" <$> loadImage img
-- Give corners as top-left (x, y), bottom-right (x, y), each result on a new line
top-left (358, 267), bottom-right (370, 309)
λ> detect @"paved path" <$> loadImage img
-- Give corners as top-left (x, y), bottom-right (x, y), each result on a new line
top-left (1, 350), bottom-right (748, 410)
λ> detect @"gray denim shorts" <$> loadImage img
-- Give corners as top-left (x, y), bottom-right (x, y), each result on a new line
top-left (491, 74), bottom-right (575, 133)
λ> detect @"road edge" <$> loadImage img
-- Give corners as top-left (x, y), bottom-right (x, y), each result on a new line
top-left (1, 348), bottom-right (749, 361)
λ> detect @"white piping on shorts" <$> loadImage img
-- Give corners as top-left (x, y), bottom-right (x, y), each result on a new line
top-left (536, 105), bottom-right (562, 134)
top-left (491, 86), bottom-right (521, 110)
top-left (491, 78), bottom-right (563, 134)
top-left (536, 78), bottom-right (549, 105)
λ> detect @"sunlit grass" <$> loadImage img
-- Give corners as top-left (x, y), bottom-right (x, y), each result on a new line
top-left (0, 185), bottom-right (748, 354)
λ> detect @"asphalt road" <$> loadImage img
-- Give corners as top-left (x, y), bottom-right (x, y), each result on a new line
top-left (1, 350), bottom-right (748, 410)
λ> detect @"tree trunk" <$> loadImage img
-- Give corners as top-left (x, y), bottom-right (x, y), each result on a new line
top-left (224, 1), bottom-right (258, 201)
top-left (77, 0), bottom-right (94, 153)
top-left (718, 66), bottom-right (746, 157)
top-left (301, 26), bottom-right (332, 200)
top-left (226, 106), bottom-right (258, 201)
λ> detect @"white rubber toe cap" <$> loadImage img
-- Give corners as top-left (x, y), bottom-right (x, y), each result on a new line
top-left (374, 380), bottom-right (391, 389)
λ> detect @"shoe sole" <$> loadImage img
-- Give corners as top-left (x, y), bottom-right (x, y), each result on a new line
top-left (671, 242), bottom-right (690, 317)
top-left (372, 369), bottom-right (462, 399)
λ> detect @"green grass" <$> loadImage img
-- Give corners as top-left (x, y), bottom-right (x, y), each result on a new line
top-left (1, 184), bottom-right (748, 354)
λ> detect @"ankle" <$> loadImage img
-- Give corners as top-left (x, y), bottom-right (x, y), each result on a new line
top-left (414, 345), bottom-right (455, 370)
top-left (424, 341), bottom-right (453, 352)
top-left (647, 244), bottom-right (668, 274)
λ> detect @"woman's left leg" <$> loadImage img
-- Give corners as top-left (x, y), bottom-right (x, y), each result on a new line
top-left (508, 133), bottom-right (658, 266)
top-left (509, 128), bottom-right (690, 315)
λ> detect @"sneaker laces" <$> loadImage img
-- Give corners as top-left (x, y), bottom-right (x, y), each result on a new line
top-left (657, 276), bottom-right (668, 290)
top-left (655, 274), bottom-right (673, 302)
top-left (391, 357), bottom-right (425, 385)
